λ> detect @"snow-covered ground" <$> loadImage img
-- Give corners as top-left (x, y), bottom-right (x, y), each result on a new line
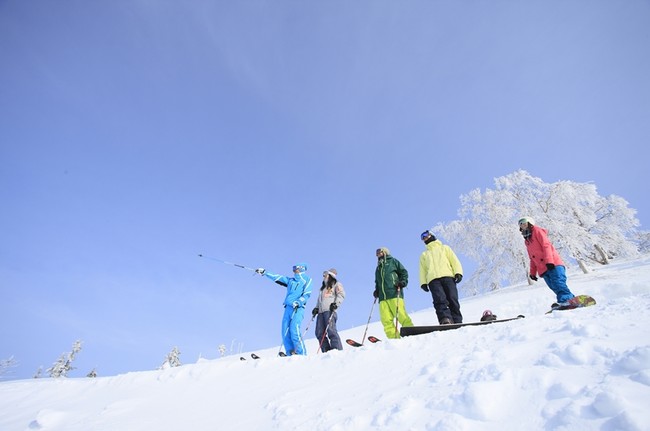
top-left (2, 257), bottom-right (650, 431)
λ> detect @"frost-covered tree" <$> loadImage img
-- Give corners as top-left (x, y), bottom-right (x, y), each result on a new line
top-left (0, 356), bottom-right (18, 379)
top-left (160, 346), bottom-right (181, 369)
top-left (47, 340), bottom-right (83, 378)
top-left (638, 231), bottom-right (650, 254)
top-left (435, 170), bottom-right (642, 295)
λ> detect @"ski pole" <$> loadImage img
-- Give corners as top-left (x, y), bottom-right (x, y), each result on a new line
top-left (303, 314), bottom-right (315, 339)
top-left (360, 297), bottom-right (378, 346)
top-left (394, 287), bottom-right (401, 338)
top-left (198, 254), bottom-right (257, 272)
top-left (317, 312), bottom-right (335, 354)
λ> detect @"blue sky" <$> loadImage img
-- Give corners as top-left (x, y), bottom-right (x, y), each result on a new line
top-left (1, 1), bottom-right (649, 379)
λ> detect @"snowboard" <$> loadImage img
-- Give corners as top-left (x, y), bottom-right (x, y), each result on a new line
top-left (545, 294), bottom-right (596, 314)
top-left (400, 315), bottom-right (525, 337)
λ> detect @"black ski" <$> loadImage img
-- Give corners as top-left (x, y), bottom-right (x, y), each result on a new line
top-left (368, 336), bottom-right (381, 343)
top-left (251, 353), bottom-right (260, 360)
top-left (400, 315), bottom-right (525, 337)
top-left (278, 351), bottom-right (287, 357)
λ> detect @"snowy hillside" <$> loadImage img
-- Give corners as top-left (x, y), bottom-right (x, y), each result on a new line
top-left (2, 257), bottom-right (650, 431)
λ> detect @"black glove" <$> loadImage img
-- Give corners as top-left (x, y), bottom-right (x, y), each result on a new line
top-left (373, 290), bottom-right (378, 298)
top-left (312, 307), bottom-right (319, 317)
top-left (546, 263), bottom-right (556, 271)
top-left (255, 268), bottom-right (265, 275)
top-left (454, 274), bottom-right (463, 284)
top-left (420, 284), bottom-right (429, 292)
top-left (292, 301), bottom-right (300, 309)
top-left (329, 303), bottom-right (338, 312)
top-left (395, 281), bottom-right (405, 289)
top-left (530, 274), bottom-right (538, 281)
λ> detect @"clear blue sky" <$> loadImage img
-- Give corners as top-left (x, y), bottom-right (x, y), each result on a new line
top-left (2, 1), bottom-right (649, 379)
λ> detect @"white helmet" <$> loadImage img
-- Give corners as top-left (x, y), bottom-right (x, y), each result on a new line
top-left (518, 216), bottom-right (535, 226)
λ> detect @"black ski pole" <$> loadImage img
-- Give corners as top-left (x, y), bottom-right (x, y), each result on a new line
top-left (303, 314), bottom-right (315, 338)
top-left (198, 254), bottom-right (257, 272)
top-left (360, 297), bottom-right (378, 346)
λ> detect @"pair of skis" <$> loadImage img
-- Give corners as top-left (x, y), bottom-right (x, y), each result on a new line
top-left (345, 335), bottom-right (381, 347)
top-left (241, 337), bottom-right (382, 360)
top-left (241, 351), bottom-right (287, 361)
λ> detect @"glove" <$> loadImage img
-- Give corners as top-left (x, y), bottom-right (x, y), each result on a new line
top-left (312, 307), bottom-right (319, 317)
top-left (454, 274), bottom-right (463, 284)
top-left (255, 268), bottom-right (265, 275)
top-left (373, 290), bottom-right (378, 299)
top-left (420, 284), bottom-right (429, 292)
top-left (395, 281), bottom-right (405, 289)
top-left (530, 275), bottom-right (538, 281)
top-left (546, 263), bottom-right (556, 271)
top-left (329, 303), bottom-right (338, 312)
top-left (292, 301), bottom-right (300, 309)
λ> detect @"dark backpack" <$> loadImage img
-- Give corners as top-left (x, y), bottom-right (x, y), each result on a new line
top-left (480, 310), bottom-right (497, 322)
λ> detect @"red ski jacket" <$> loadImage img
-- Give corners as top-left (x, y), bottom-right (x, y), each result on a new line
top-left (525, 226), bottom-right (565, 277)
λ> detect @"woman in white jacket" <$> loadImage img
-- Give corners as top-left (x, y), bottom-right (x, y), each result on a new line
top-left (312, 268), bottom-right (345, 352)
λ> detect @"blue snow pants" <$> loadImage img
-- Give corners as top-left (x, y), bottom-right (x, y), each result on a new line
top-left (282, 306), bottom-right (306, 355)
top-left (541, 265), bottom-right (575, 303)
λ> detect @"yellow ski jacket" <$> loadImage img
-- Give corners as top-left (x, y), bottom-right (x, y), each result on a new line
top-left (419, 240), bottom-right (463, 285)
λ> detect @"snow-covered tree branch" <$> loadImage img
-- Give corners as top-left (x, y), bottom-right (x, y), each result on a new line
top-left (160, 347), bottom-right (182, 369)
top-left (46, 340), bottom-right (83, 378)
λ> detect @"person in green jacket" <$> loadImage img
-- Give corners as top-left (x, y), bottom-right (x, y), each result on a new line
top-left (419, 230), bottom-right (463, 324)
top-left (373, 247), bottom-right (414, 338)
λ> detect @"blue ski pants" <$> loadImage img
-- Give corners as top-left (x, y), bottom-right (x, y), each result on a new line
top-left (282, 306), bottom-right (306, 355)
top-left (541, 265), bottom-right (574, 303)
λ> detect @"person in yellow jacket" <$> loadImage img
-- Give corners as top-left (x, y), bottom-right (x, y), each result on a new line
top-left (419, 230), bottom-right (463, 324)
top-left (373, 247), bottom-right (414, 338)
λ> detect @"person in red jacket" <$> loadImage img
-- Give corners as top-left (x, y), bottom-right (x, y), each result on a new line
top-left (519, 217), bottom-right (577, 306)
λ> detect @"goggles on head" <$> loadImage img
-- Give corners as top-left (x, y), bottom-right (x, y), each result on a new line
top-left (293, 265), bottom-right (306, 273)
top-left (420, 230), bottom-right (433, 241)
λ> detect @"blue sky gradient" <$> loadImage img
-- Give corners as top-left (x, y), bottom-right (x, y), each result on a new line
top-left (1, 1), bottom-right (649, 379)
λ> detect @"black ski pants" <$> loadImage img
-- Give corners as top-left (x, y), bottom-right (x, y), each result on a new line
top-left (428, 277), bottom-right (463, 323)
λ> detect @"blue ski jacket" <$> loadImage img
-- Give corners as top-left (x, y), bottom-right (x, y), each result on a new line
top-left (264, 269), bottom-right (313, 308)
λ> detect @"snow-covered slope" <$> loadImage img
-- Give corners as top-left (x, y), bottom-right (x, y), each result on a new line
top-left (2, 258), bottom-right (650, 431)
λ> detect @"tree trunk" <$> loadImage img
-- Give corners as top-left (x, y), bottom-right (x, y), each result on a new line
top-left (577, 259), bottom-right (590, 274)
top-left (594, 244), bottom-right (610, 264)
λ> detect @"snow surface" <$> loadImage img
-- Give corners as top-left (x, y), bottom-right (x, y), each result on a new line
top-left (2, 257), bottom-right (650, 431)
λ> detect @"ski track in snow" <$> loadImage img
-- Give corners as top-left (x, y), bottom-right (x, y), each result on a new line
top-left (2, 258), bottom-right (650, 430)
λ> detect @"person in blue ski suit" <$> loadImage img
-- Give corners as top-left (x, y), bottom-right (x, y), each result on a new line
top-left (255, 263), bottom-right (312, 355)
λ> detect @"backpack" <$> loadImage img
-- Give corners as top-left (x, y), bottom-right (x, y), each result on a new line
top-left (480, 310), bottom-right (498, 322)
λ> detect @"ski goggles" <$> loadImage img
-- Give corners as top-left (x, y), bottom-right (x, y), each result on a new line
top-left (293, 265), bottom-right (306, 273)
top-left (420, 230), bottom-right (433, 240)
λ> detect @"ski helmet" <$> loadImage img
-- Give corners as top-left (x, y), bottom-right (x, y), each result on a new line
top-left (518, 216), bottom-right (535, 226)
